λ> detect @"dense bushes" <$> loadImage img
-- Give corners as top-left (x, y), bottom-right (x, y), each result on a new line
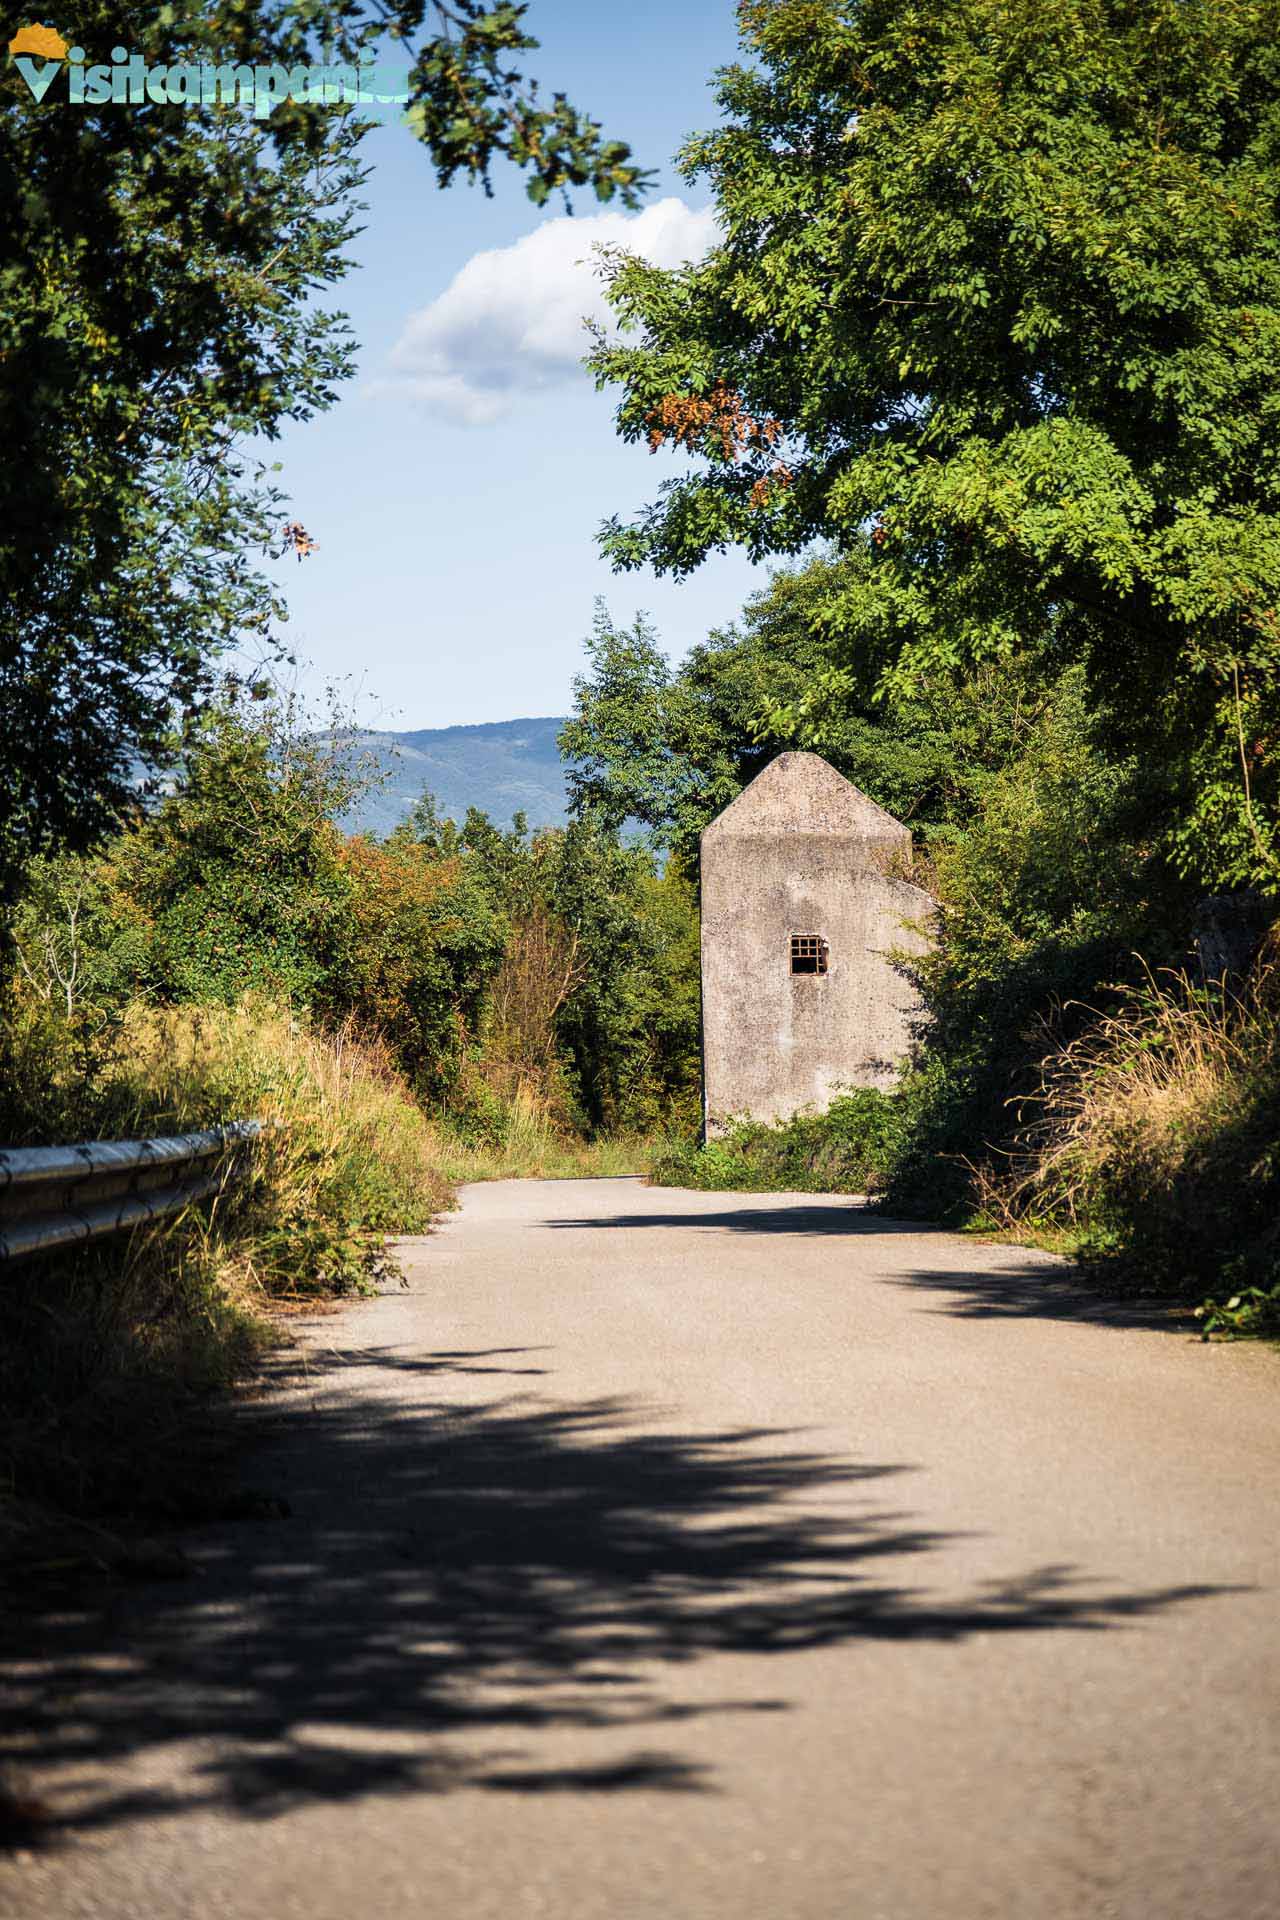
top-left (0, 996), bottom-right (448, 1522)
top-left (881, 669), bottom-right (1193, 1216)
top-left (387, 796), bottom-right (702, 1138)
top-left (323, 834), bottom-right (506, 1099)
top-left (7, 689), bottom-right (702, 1143)
top-left (11, 699), bottom-right (511, 1101)
top-left (971, 959), bottom-right (1280, 1335)
top-left (542, 831), bottom-right (700, 1135)
top-left (653, 1091), bottom-right (904, 1196)
top-left (115, 704), bottom-right (356, 1007)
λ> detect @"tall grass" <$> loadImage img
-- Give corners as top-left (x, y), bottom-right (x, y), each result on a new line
top-left (431, 1082), bottom-right (655, 1182)
top-left (0, 997), bottom-right (452, 1531)
top-left (973, 954), bottom-right (1280, 1334)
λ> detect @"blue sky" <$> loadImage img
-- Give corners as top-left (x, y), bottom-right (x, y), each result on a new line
top-left (266, 1), bottom-right (765, 730)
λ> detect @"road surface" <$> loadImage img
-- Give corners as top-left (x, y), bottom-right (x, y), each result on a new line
top-left (3, 1177), bottom-right (1279, 1919)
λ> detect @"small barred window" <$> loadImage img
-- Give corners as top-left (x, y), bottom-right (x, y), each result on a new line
top-left (790, 934), bottom-right (829, 976)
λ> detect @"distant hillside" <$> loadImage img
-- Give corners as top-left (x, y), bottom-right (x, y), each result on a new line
top-left (334, 716), bottom-right (572, 839)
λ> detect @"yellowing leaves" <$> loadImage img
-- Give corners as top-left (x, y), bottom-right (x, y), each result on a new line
top-left (281, 521), bottom-right (319, 562)
top-left (646, 382), bottom-right (782, 461)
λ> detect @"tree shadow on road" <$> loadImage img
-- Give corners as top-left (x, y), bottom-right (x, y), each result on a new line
top-left (546, 1205), bottom-right (1188, 1330)
top-left (548, 1203), bottom-right (919, 1236)
top-left (885, 1262), bottom-right (1193, 1329)
top-left (0, 1346), bottom-right (1234, 1838)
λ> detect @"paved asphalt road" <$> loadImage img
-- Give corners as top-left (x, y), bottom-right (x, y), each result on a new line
top-left (3, 1177), bottom-right (1279, 1920)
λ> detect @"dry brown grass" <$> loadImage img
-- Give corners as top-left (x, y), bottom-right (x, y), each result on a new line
top-left (0, 998), bottom-right (454, 1533)
top-left (483, 906), bottom-right (586, 1094)
top-left (970, 947), bottom-right (1280, 1297)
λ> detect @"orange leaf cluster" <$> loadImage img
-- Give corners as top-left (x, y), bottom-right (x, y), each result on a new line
top-left (281, 520), bottom-right (319, 562)
top-left (749, 469), bottom-right (793, 509)
top-left (646, 382), bottom-right (782, 461)
top-left (647, 382), bottom-right (792, 509)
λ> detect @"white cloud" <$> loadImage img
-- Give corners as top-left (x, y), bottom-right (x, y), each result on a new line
top-left (383, 197), bottom-right (718, 426)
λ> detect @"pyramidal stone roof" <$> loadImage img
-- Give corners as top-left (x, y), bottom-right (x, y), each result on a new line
top-left (702, 751), bottom-right (909, 843)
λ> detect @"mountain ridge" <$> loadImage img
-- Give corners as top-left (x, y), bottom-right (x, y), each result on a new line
top-left (335, 715), bottom-right (573, 839)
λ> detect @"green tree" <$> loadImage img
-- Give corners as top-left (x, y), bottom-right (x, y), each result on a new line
top-left (1, 2), bottom-right (647, 914)
top-left (560, 602), bottom-right (685, 839)
top-left (323, 831), bottom-right (508, 1095)
top-left (562, 560), bottom-right (1082, 870)
top-left (590, 0), bottom-right (1280, 890)
top-left (400, 791), bottom-right (702, 1131)
top-left (885, 666), bottom-right (1186, 1213)
top-left (2, 26), bottom-right (360, 910)
top-left (542, 818), bottom-right (698, 1132)
top-left (117, 693), bottom-right (359, 1007)
top-left (9, 851), bottom-right (150, 1023)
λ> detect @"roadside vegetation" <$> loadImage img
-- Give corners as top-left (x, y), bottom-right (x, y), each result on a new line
top-left (589, 587), bottom-right (1279, 1334)
top-left (0, 686), bottom-right (700, 1531)
top-left (653, 1091), bottom-right (903, 1197)
top-left (0, 1000), bottom-right (443, 1531)
top-left (973, 961), bottom-right (1280, 1339)
top-left (568, 0), bottom-right (1280, 1340)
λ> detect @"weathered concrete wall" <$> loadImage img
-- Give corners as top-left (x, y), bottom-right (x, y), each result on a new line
top-left (700, 752), bottom-right (932, 1134)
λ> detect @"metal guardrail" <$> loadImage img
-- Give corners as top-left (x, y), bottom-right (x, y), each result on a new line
top-left (0, 1121), bottom-right (263, 1262)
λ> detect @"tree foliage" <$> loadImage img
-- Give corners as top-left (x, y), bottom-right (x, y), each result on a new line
top-left (397, 1), bottom-right (652, 206)
top-left (117, 699), bottom-right (357, 1007)
top-left (324, 834), bottom-right (507, 1095)
top-left (1, 1), bottom-right (647, 908)
top-left (397, 795), bottom-right (702, 1133)
top-left (1, 13), bottom-right (360, 904)
top-left (10, 691), bottom-right (509, 1091)
top-left (590, 0), bottom-right (1280, 888)
top-left (563, 568), bottom-right (1098, 870)
top-left (8, 685), bottom-right (701, 1138)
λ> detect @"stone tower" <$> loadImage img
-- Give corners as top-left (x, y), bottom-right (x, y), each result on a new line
top-left (699, 752), bottom-right (932, 1135)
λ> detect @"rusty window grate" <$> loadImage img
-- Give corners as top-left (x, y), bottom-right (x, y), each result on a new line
top-left (790, 933), bottom-right (829, 975)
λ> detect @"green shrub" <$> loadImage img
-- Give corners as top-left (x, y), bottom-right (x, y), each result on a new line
top-left (118, 702), bottom-right (356, 1008)
top-left (1195, 1281), bottom-right (1280, 1341)
top-left (323, 833), bottom-right (507, 1097)
top-left (883, 669), bottom-right (1192, 1217)
top-left (0, 997), bottom-right (453, 1521)
top-left (974, 957), bottom-right (1280, 1325)
top-left (653, 1089), bottom-right (903, 1195)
